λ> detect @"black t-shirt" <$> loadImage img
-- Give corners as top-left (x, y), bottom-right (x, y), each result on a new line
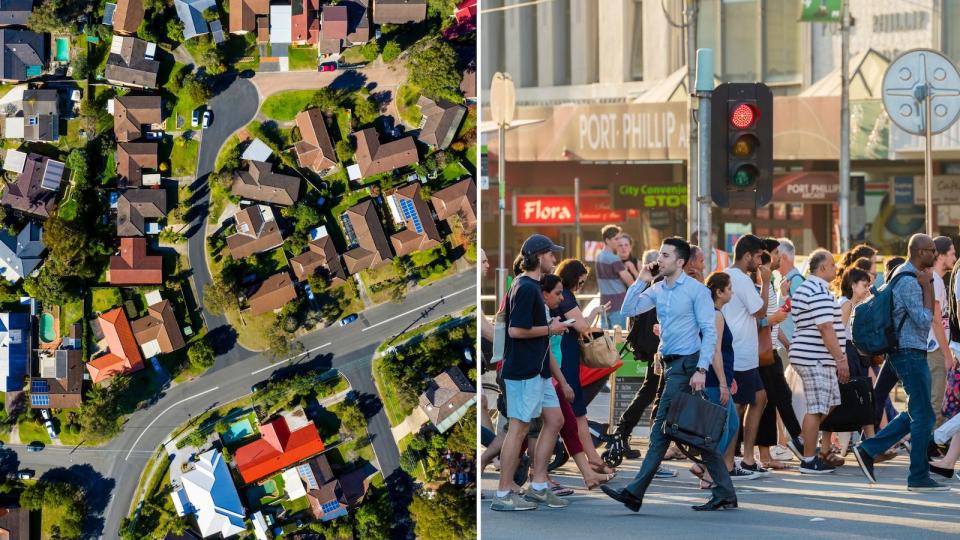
top-left (502, 275), bottom-right (551, 380)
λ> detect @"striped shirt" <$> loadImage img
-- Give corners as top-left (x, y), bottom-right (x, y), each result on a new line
top-left (765, 278), bottom-right (780, 346)
top-left (596, 249), bottom-right (628, 311)
top-left (788, 275), bottom-right (845, 367)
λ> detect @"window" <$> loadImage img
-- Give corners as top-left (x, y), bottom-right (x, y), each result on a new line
top-left (763, 0), bottom-right (801, 83)
top-left (630, 1), bottom-right (644, 80)
top-left (722, 0), bottom-right (759, 82)
top-left (945, 0), bottom-right (960, 65)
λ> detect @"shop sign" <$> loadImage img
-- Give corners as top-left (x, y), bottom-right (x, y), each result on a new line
top-left (894, 176), bottom-right (914, 204)
top-left (913, 175), bottom-right (960, 205)
top-left (772, 172), bottom-right (840, 202)
top-left (514, 194), bottom-right (624, 225)
top-left (613, 184), bottom-right (688, 209)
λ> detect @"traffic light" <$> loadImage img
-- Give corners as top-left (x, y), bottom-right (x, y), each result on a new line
top-left (710, 83), bottom-right (773, 208)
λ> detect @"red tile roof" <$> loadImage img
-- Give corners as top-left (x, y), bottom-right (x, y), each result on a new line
top-left (109, 237), bottom-right (163, 285)
top-left (87, 307), bottom-right (144, 383)
top-left (235, 417), bottom-right (326, 484)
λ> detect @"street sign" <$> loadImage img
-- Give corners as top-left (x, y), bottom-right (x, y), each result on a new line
top-left (882, 49), bottom-right (960, 234)
top-left (882, 49), bottom-right (960, 136)
top-left (489, 72), bottom-right (516, 127)
top-left (799, 0), bottom-right (841, 23)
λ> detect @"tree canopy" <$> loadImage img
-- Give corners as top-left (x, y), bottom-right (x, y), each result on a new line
top-left (407, 40), bottom-right (462, 103)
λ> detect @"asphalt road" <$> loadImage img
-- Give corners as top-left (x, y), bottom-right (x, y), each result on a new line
top-left (8, 270), bottom-right (474, 538)
top-left (187, 74), bottom-right (259, 355)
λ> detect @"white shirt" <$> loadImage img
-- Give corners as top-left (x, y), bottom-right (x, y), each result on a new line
top-left (722, 267), bottom-right (764, 371)
top-left (928, 272), bottom-right (948, 352)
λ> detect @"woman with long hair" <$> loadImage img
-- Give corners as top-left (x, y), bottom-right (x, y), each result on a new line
top-left (554, 258), bottom-right (615, 475)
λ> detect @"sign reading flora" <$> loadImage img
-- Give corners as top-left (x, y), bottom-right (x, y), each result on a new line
top-left (514, 192), bottom-right (625, 225)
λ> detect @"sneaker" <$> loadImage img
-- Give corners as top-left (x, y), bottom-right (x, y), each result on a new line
top-left (770, 445), bottom-right (794, 462)
top-left (729, 466), bottom-right (760, 481)
top-left (786, 436), bottom-right (805, 461)
top-left (490, 491), bottom-right (537, 511)
top-left (799, 456), bottom-right (837, 474)
top-left (654, 466), bottom-right (678, 478)
top-left (740, 461), bottom-right (771, 478)
top-left (907, 480), bottom-right (950, 492)
top-left (852, 445), bottom-right (877, 484)
top-left (524, 487), bottom-right (570, 508)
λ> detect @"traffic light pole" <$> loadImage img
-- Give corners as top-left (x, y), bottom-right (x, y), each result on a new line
top-left (696, 49), bottom-right (714, 272)
top-left (838, 0), bottom-right (851, 252)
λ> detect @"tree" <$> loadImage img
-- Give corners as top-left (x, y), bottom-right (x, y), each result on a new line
top-left (335, 139), bottom-right (354, 163)
top-left (265, 323), bottom-right (303, 360)
top-left (26, 0), bottom-right (64, 33)
top-left (137, 19), bottom-right (161, 43)
top-left (21, 480), bottom-right (86, 540)
top-left (182, 73), bottom-right (213, 104)
top-left (409, 484), bottom-right (475, 540)
top-left (188, 337), bottom-right (215, 370)
top-left (382, 41), bottom-right (402, 63)
top-left (359, 40), bottom-right (380, 62)
top-left (338, 402), bottom-right (366, 437)
top-left (166, 18), bottom-right (184, 43)
top-left (310, 87), bottom-right (345, 113)
top-left (204, 276), bottom-right (236, 315)
top-left (427, 0), bottom-right (457, 22)
top-left (352, 94), bottom-right (379, 126)
top-left (407, 40), bottom-right (462, 103)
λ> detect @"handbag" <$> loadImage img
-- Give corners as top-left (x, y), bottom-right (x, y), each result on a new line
top-left (578, 310), bottom-right (619, 369)
top-left (820, 376), bottom-right (875, 432)
top-left (663, 390), bottom-right (728, 456)
top-left (942, 363), bottom-right (960, 419)
top-left (490, 283), bottom-right (515, 366)
top-left (758, 324), bottom-right (774, 367)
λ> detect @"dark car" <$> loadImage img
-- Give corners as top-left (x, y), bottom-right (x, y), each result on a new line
top-left (250, 381), bottom-right (267, 394)
top-left (26, 442), bottom-right (43, 452)
top-left (339, 313), bottom-right (359, 327)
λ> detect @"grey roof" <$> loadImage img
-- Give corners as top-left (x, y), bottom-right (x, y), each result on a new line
top-left (0, 222), bottom-right (44, 282)
top-left (103, 2), bottom-right (117, 25)
top-left (0, 29), bottom-right (45, 82)
top-left (105, 36), bottom-right (160, 88)
top-left (40, 158), bottom-right (63, 191)
top-left (416, 96), bottom-right (466, 149)
top-left (0, 0), bottom-right (33, 26)
top-left (174, 0), bottom-right (217, 40)
top-left (117, 188), bottom-right (167, 236)
top-left (19, 88), bottom-right (59, 142)
top-left (210, 20), bottom-right (224, 44)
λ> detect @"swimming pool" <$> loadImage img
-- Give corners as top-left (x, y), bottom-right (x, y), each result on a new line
top-left (55, 37), bottom-right (69, 62)
top-left (222, 418), bottom-right (255, 444)
top-left (39, 313), bottom-right (55, 343)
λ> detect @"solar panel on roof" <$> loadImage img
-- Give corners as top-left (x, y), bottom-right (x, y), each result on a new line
top-left (31, 379), bottom-right (49, 394)
top-left (297, 464), bottom-right (319, 490)
top-left (340, 214), bottom-right (358, 247)
top-left (399, 199), bottom-right (423, 234)
top-left (321, 500), bottom-right (340, 513)
top-left (31, 395), bottom-right (49, 406)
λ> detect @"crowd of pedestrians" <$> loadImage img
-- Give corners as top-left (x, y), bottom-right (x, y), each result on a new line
top-left (483, 228), bottom-right (960, 514)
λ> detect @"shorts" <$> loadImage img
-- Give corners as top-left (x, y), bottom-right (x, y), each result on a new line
top-left (733, 368), bottom-right (765, 405)
top-left (793, 364), bottom-right (841, 415)
top-left (504, 376), bottom-right (560, 423)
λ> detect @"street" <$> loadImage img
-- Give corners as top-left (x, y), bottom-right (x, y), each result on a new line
top-left (10, 270), bottom-right (474, 539)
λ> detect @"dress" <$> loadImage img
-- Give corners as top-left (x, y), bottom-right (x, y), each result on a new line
top-left (840, 296), bottom-right (869, 378)
top-left (554, 288), bottom-right (587, 416)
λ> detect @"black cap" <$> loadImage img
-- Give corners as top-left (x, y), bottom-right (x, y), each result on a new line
top-left (521, 234), bottom-right (563, 256)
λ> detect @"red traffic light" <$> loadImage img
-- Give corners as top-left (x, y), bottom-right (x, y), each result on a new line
top-left (730, 103), bottom-right (757, 129)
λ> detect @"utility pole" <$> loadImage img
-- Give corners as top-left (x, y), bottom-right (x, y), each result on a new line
top-left (838, 0), bottom-right (851, 252)
top-left (490, 73), bottom-right (516, 304)
top-left (686, 0), bottom-right (699, 238)
top-left (696, 49), bottom-right (714, 273)
top-left (574, 177), bottom-right (581, 259)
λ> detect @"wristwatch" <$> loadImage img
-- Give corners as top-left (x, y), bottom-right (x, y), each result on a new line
top-left (696, 367), bottom-right (707, 375)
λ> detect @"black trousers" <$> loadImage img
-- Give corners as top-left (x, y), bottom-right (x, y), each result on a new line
top-left (617, 361), bottom-right (663, 433)
top-left (756, 351), bottom-right (803, 447)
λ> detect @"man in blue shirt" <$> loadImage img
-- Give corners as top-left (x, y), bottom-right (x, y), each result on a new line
top-left (854, 234), bottom-right (950, 491)
top-left (601, 237), bottom-right (737, 512)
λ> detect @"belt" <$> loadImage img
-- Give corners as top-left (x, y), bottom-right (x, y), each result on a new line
top-left (661, 353), bottom-right (696, 362)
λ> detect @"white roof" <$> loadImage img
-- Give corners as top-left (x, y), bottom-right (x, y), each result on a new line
top-left (110, 36), bottom-right (125, 55)
top-left (144, 42), bottom-right (157, 60)
top-left (172, 449), bottom-right (246, 538)
top-left (309, 226), bottom-right (328, 240)
top-left (241, 138), bottom-right (272, 162)
top-left (107, 98), bottom-right (115, 115)
top-left (40, 159), bottom-right (65, 191)
top-left (2, 150), bottom-right (27, 174)
top-left (141, 339), bottom-right (161, 359)
top-left (282, 468), bottom-right (307, 500)
top-left (346, 163), bottom-right (361, 181)
top-left (385, 194), bottom-right (403, 225)
top-left (142, 173), bottom-right (161, 186)
top-left (4, 118), bottom-right (24, 139)
top-left (270, 5), bottom-right (292, 43)
top-left (145, 290), bottom-right (163, 306)
top-left (252, 511), bottom-right (269, 540)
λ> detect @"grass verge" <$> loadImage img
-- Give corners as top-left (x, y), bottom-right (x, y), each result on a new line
top-left (260, 90), bottom-right (317, 122)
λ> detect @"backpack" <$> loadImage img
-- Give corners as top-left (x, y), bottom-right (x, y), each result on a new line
top-left (851, 268), bottom-right (917, 356)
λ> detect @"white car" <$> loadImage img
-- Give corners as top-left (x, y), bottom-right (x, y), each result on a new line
top-left (202, 110), bottom-right (212, 129)
top-left (40, 409), bottom-right (50, 421)
top-left (17, 470), bottom-right (33, 480)
top-left (45, 420), bottom-right (57, 440)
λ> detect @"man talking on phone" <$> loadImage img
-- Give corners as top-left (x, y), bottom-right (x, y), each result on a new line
top-left (601, 237), bottom-right (737, 512)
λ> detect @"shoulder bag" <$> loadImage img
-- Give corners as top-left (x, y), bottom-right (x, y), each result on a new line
top-left (579, 309), bottom-right (619, 369)
top-left (663, 390), bottom-right (728, 458)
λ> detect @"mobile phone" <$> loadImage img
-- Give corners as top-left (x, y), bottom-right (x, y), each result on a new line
top-left (561, 319), bottom-right (576, 325)
top-left (650, 263), bottom-right (660, 275)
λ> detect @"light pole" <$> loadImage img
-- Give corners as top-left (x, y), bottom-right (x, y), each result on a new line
top-left (838, 0), bottom-right (851, 251)
top-left (489, 72), bottom-right (516, 304)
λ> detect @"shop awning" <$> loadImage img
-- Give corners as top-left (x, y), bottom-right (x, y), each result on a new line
top-left (800, 49), bottom-right (889, 99)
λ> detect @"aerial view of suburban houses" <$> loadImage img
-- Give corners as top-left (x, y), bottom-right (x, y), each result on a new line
top-left (0, 1), bottom-right (477, 539)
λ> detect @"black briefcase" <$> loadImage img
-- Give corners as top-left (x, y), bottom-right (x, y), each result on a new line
top-left (663, 391), bottom-right (727, 453)
top-left (820, 376), bottom-right (875, 432)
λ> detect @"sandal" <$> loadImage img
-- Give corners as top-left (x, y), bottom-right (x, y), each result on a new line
top-left (663, 447), bottom-right (685, 461)
top-left (551, 484), bottom-right (574, 497)
top-left (689, 464), bottom-right (706, 480)
top-left (590, 461), bottom-right (616, 475)
top-left (762, 460), bottom-right (789, 470)
top-left (820, 452), bottom-right (845, 467)
top-left (585, 473), bottom-right (616, 490)
top-left (699, 479), bottom-right (716, 490)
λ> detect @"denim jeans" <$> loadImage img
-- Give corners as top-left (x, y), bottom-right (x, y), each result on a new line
top-left (860, 349), bottom-right (935, 486)
top-left (704, 386), bottom-right (740, 454)
top-left (625, 353), bottom-right (736, 501)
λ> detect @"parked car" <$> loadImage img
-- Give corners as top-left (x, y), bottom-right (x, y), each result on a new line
top-left (304, 283), bottom-right (315, 301)
top-left (319, 62), bottom-right (337, 72)
top-left (17, 470), bottom-right (33, 480)
top-left (202, 110), bottom-right (212, 129)
top-left (40, 409), bottom-right (50, 421)
top-left (26, 442), bottom-right (43, 452)
top-left (250, 381), bottom-right (267, 394)
top-left (339, 314), bottom-right (359, 327)
top-left (192, 108), bottom-right (201, 127)
top-left (145, 130), bottom-right (163, 140)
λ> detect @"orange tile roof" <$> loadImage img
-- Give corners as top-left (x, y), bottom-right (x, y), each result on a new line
top-left (87, 307), bottom-right (144, 384)
top-left (235, 416), bottom-right (326, 484)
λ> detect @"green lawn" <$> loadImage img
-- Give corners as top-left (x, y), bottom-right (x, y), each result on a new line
top-left (170, 136), bottom-right (199, 177)
top-left (18, 418), bottom-right (51, 445)
top-left (215, 134), bottom-right (241, 173)
top-left (226, 309), bottom-right (278, 351)
top-left (40, 497), bottom-right (68, 538)
top-left (372, 355), bottom-right (407, 426)
top-left (288, 46), bottom-right (318, 71)
top-left (57, 197), bottom-right (78, 221)
top-left (397, 83), bottom-right (422, 128)
top-left (440, 160), bottom-right (467, 182)
top-left (281, 495), bottom-right (311, 515)
top-left (361, 263), bottom-right (400, 288)
top-left (52, 410), bottom-right (82, 446)
top-left (91, 288), bottom-right (122, 313)
top-left (63, 117), bottom-right (86, 149)
top-left (340, 46), bottom-right (366, 64)
top-left (260, 90), bottom-right (317, 121)
top-left (59, 299), bottom-right (84, 335)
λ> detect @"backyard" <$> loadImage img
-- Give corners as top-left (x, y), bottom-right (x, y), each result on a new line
top-left (289, 46), bottom-right (318, 71)
top-left (90, 287), bottom-right (122, 313)
top-left (59, 298), bottom-right (84, 334)
top-left (169, 135), bottom-right (199, 177)
top-left (260, 90), bottom-right (318, 122)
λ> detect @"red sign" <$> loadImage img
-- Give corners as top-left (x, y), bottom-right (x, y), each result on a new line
top-left (514, 194), bottom-right (625, 225)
